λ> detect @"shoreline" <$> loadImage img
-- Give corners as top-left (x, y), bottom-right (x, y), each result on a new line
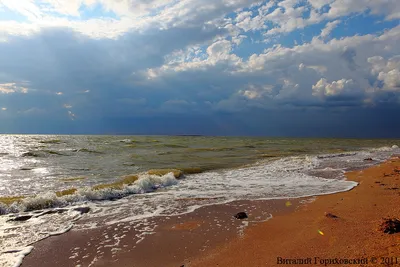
top-left (190, 155), bottom-right (400, 266)
top-left (21, 198), bottom-right (308, 267)
top-left (21, 156), bottom-right (400, 266)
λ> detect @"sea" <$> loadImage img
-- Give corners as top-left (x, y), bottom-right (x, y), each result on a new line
top-left (0, 135), bottom-right (399, 266)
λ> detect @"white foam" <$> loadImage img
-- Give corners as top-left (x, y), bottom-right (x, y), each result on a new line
top-left (175, 156), bottom-right (357, 200)
top-left (3, 246), bottom-right (34, 267)
top-left (372, 145), bottom-right (399, 152)
top-left (0, 209), bottom-right (81, 267)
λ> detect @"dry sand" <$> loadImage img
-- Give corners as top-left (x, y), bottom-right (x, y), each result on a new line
top-left (22, 156), bottom-right (400, 267)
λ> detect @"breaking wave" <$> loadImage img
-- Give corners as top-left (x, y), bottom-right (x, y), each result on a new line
top-left (2, 172), bottom-right (178, 214)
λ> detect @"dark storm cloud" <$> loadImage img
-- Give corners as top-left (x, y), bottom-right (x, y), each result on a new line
top-left (0, 25), bottom-right (227, 120)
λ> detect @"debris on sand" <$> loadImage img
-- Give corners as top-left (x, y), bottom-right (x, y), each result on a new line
top-left (379, 218), bottom-right (400, 234)
top-left (325, 213), bottom-right (339, 219)
top-left (234, 212), bottom-right (248, 220)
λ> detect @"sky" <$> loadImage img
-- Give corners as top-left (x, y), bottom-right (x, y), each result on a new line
top-left (0, 0), bottom-right (399, 137)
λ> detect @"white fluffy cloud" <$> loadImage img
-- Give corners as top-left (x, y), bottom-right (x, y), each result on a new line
top-left (239, 84), bottom-right (274, 99)
top-left (312, 78), bottom-right (353, 97)
top-left (368, 55), bottom-right (400, 91)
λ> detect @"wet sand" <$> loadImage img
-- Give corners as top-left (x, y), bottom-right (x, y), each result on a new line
top-left (21, 199), bottom-right (306, 267)
top-left (22, 157), bottom-right (400, 267)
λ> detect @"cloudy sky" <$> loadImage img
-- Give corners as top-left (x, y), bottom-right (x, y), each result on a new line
top-left (0, 0), bottom-right (399, 137)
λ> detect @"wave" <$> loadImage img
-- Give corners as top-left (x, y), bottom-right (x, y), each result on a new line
top-left (288, 148), bottom-right (310, 153)
top-left (0, 165), bottom-right (207, 214)
top-left (371, 145), bottom-right (399, 152)
top-left (39, 139), bottom-right (62, 144)
top-left (259, 153), bottom-right (284, 158)
top-left (21, 151), bottom-right (41, 157)
top-left (1, 172), bottom-right (179, 214)
top-left (76, 148), bottom-right (103, 154)
top-left (317, 152), bottom-right (357, 159)
top-left (21, 150), bottom-right (66, 157)
top-left (157, 144), bottom-right (189, 148)
top-left (187, 147), bottom-right (235, 152)
top-left (60, 177), bottom-right (87, 182)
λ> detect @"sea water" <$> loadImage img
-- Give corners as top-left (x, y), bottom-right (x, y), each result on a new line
top-left (0, 135), bottom-right (399, 266)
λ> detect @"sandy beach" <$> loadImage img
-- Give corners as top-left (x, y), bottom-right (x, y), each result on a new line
top-left (190, 156), bottom-right (400, 267)
top-left (21, 156), bottom-right (400, 267)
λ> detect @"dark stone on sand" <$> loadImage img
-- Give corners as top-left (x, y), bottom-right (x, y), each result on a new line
top-left (380, 218), bottom-right (400, 234)
top-left (74, 207), bottom-right (90, 214)
top-left (8, 215), bottom-right (32, 222)
top-left (325, 213), bottom-right (339, 219)
top-left (234, 212), bottom-right (248, 219)
top-left (364, 158), bottom-right (373, 161)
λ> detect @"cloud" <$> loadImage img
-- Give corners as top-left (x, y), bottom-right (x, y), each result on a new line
top-left (320, 20), bottom-right (340, 39)
top-left (239, 83), bottom-right (274, 100)
top-left (0, 82), bottom-right (29, 94)
top-left (0, 0), bottom-right (399, 136)
top-left (0, 0), bottom-right (263, 39)
top-left (378, 69), bottom-right (400, 90)
top-left (308, 0), bottom-right (334, 10)
top-left (144, 24), bottom-right (400, 112)
top-left (368, 55), bottom-right (400, 91)
top-left (324, 0), bottom-right (400, 21)
top-left (312, 78), bottom-right (354, 97)
top-left (231, 0), bottom-right (400, 38)
top-left (39, 0), bottom-right (98, 17)
top-left (340, 47), bottom-right (358, 71)
top-left (0, 0), bottom-right (42, 21)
